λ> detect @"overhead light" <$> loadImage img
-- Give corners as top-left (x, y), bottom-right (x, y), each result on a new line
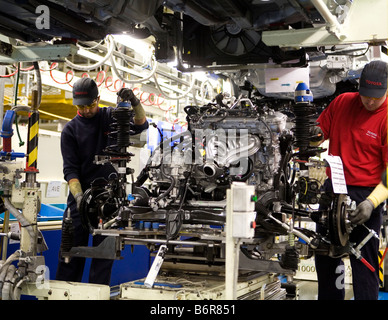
top-left (112, 34), bottom-right (153, 56)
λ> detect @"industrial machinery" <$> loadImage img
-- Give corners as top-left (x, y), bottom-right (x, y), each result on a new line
top-left (0, 75), bottom-right (377, 300)
top-left (0, 88), bottom-right (110, 300)
top-left (54, 82), bottom-right (375, 299)
top-left (0, 0), bottom-right (384, 301)
top-left (0, 1), bottom-right (385, 99)
top-left (0, 89), bottom-right (47, 300)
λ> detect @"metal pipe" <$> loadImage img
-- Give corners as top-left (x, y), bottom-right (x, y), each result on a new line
top-left (3, 199), bottom-right (35, 242)
top-left (0, 220), bottom-right (62, 230)
top-left (110, 39), bottom-right (158, 85)
top-left (268, 213), bottom-right (312, 245)
top-left (0, 250), bottom-right (20, 297)
top-left (123, 237), bottom-right (212, 246)
top-left (65, 35), bottom-right (115, 71)
top-left (0, 211), bottom-right (9, 261)
top-left (33, 62), bottom-right (42, 106)
top-left (311, 0), bottom-right (341, 32)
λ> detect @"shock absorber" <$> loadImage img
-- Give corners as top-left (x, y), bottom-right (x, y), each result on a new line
top-left (292, 83), bottom-right (326, 205)
top-left (109, 101), bottom-right (135, 162)
top-left (88, 99), bottom-right (136, 230)
top-left (292, 82), bottom-right (316, 162)
top-left (112, 105), bottom-right (134, 151)
top-left (60, 208), bottom-right (74, 263)
top-left (104, 100), bottom-right (136, 199)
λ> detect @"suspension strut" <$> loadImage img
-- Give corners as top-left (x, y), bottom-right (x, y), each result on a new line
top-left (292, 82), bottom-right (323, 162)
top-left (104, 101), bottom-right (135, 197)
top-left (292, 82), bottom-right (326, 204)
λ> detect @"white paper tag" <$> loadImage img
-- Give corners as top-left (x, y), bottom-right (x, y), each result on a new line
top-left (46, 181), bottom-right (62, 198)
top-left (324, 155), bottom-right (348, 194)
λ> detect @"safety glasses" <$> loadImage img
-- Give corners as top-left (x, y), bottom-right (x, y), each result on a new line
top-left (75, 99), bottom-right (98, 110)
top-left (361, 95), bottom-right (382, 101)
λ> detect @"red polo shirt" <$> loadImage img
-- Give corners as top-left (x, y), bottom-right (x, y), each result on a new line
top-left (317, 92), bottom-right (388, 187)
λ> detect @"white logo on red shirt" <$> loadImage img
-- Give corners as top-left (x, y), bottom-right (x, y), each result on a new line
top-left (366, 130), bottom-right (377, 139)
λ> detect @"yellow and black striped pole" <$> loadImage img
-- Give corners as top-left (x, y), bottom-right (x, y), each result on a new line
top-left (26, 90), bottom-right (39, 172)
top-left (379, 249), bottom-right (386, 288)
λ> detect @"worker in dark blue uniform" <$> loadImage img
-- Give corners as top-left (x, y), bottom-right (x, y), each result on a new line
top-left (55, 78), bottom-right (148, 285)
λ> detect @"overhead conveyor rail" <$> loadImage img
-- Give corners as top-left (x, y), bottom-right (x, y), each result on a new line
top-left (0, 34), bottom-right (226, 126)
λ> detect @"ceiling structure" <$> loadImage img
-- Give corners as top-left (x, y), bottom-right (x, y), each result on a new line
top-left (0, 0), bottom-right (385, 126)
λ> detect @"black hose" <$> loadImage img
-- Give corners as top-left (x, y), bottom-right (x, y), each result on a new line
top-left (60, 209), bottom-right (74, 254)
top-left (155, 165), bottom-right (176, 202)
top-left (33, 62), bottom-right (42, 106)
top-left (232, 157), bottom-right (254, 181)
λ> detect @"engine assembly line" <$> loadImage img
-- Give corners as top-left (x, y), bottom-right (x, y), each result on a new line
top-left (0, 0), bottom-right (386, 304)
top-left (62, 82), bottom-right (378, 299)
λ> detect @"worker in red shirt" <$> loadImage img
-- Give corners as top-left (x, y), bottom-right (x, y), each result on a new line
top-left (314, 60), bottom-right (388, 300)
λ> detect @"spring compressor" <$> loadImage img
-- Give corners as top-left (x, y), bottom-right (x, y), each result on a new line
top-left (349, 224), bottom-right (379, 272)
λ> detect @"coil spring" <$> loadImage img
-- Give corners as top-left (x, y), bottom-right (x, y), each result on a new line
top-left (60, 216), bottom-right (74, 253)
top-left (291, 103), bottom-right (315, 157)
top-left (109, 106), bottom-right (135, 150)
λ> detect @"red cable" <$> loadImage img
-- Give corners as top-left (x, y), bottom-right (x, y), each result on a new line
top-left (0, 68), bottom-right (18, 78)
top-left (148, 93), bottom-right (156, 105)
top-left (105, 76), bottom-right (114, 91)
top-left (39, 63), bottom-right (58, 72)
top-left (114, 79), bottom-right (122, 92)
top-left (154, 94), bottom-right (165, 107)
top-left (105, 76), bottom-right (122, 92)
top-left (95, 71), bottom-right (106, 87)
top-left (18, 65), bottom-right (35, 71)
top-left (49, 63), bottom-right (74, 85)
top-left (140, 91), bottom-right (153, 106)
top-left (132, 87), bottom-right (140, 97)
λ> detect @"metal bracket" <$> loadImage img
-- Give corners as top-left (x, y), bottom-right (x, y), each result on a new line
top-left (63, 236), bottom-right (123, 260)
top-left (262, 0), bottom-right (388, 47)
top-left (0, 36), bottom-right (77, 64)
top-left (238, 251), bottom-right (295, 275)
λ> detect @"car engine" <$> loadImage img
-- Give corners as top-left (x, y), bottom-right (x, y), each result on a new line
top-left (64, 87), bottom-right (358, 289)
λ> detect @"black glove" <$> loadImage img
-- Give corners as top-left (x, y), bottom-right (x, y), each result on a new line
top-left (348, 199), bottom-right (374, 225)
top-left (309, 125), bottom-right (324, 142)
top-left (117, 88), bottom-right (140, 106)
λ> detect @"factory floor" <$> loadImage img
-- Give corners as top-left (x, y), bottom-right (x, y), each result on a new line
top-left (111, 280), bottom-right (388, 300)
top-left (294, 279), bottom-right (388, 300)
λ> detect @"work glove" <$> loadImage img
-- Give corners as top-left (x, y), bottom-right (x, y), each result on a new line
top-left (309, 125), bottom-right (324, 142)
top-left (348, 199), bottom-right (374, 225)
top-left (117, 88), bottom-right (140, 106)
top-left (118, 88), bottom-right (146, 122)
top-left (74, 192), bottom-right (83, 211)
top-left (68, 179), bottom-right (84, 212)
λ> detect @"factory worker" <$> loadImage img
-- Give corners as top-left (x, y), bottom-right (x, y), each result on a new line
top-left (314, 60), bottom-right (388, 300)
top-left (56, 78), bottom-right (148, 285)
